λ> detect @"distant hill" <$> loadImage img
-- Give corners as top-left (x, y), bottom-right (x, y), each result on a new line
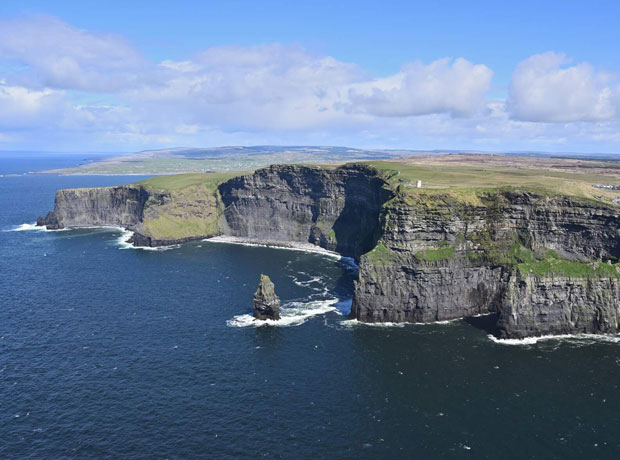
top-left (38, 145), bottom-right (620, 175)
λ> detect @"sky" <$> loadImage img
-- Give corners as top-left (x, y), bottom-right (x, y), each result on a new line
top-left (1, 0), bottom-right (620, 153)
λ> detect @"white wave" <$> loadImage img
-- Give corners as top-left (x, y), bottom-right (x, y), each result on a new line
top-left (115, 228), bottom-right (179, 251)
top-left (10, 223), bottom-right (177, 251)
top-left (340, 319), bottom-right (406, 328)
top-left (204, 235), bottom-right (358, 269)
top-left (340, 316), bottom-right (462, 328)
top-left (227, 299), bottom-right (339, 328)
top-left (489, 333), bottom-right (620, 346)
top-left (470, 312), bottom-right (496, 318)
top-left (116, 228), bottom-right (135, 249)
top-left (291, 275), bottom-right (325, 289)
top-left (7, 222), bottom-right (68, 232)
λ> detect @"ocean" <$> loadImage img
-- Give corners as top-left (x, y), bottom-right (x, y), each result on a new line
top-left (2, 154), bottom-right (620, 459)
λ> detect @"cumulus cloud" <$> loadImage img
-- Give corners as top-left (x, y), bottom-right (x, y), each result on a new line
top-left (0, 15), bottom-right (146, 91)
top-left (0, 83), bottom-right (67, 127)
top-left (128, 44), bottom-right (365, 130)
top-left (126, 49), bottom-right (493, 132)
top-left (508, 52), bottom-right (620, 123)
top-left (349, 58), bottom-right (493, 117)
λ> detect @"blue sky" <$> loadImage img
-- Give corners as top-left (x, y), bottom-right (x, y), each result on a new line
top-left (1, 0), bottom-right (620, 153)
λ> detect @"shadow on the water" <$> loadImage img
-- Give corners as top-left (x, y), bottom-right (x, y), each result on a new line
top-left (464, 313), bottom-right (501, 336)
top-left (330, 259), bottom-right (357, 316)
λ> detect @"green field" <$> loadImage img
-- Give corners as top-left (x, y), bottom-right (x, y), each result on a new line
top-left (138, 171), bottom-right (247, 191)
top-left (365, 157), bottom-right (620, 205)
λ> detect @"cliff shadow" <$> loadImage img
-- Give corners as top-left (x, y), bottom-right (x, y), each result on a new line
top-left (464, 313), bottom-right (501, 336)
top-left (331, 174), bottom-right (394, 260)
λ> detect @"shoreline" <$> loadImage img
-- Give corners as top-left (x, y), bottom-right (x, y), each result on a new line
top-left (204, 235), bottom-right (358, 268)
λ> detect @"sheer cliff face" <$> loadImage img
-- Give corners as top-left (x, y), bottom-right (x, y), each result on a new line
top-left (218, 164), bottom-right (394, 259)
top-left (500, 191), bottom-right (620, 261)
top-left (37, 185), bottom-right (149, 229)
top-left (351, 191), bottom-right (620, 337)
top-left (499, 273), bottom-right (620, 339)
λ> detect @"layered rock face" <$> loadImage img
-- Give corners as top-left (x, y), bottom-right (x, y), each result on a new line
top-left (498, 273), bottom-right (620, 338)
top-left (351, 190), bottom-right (620, 337)
top-left (499, 191), bottom-right (620, 260)
top-left (253, 274), bottom-right (281, 320)
top-left (37, 185), bottom-right (149, 230)
top-left (218, 164), bottom-right (394, 259)
top-left (353, 258), bottom-right (505, 323)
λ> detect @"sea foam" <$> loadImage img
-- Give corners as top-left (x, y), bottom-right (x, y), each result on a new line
top-left (227, 299), bottom-right (340, 328)
top-left (7, 222), bottom-right (68, 232)
top-left (489, 333), bottom-right (620, 346)
top-left (116, 228), bottom-right (179, 251)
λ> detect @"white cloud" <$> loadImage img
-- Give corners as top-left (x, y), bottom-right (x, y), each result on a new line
top-left (0, 15), bottom-right (146, 92)
top-left (349, 58), bottom-right (493, 117)
top-left (126, 49), bottom-right (492, 133)
top-left (128, 44), bottom-right (366, 131)
top-left (0, 83), bottom-right (67, 127)
top-left (508, 52), bottom-right (620, 123)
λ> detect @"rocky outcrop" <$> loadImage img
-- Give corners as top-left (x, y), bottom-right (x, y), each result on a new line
top-left (253, 274), bottom-right (281, 320)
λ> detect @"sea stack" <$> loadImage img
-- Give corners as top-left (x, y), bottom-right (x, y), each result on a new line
top-left (253, 274), bottom-right (281, 320)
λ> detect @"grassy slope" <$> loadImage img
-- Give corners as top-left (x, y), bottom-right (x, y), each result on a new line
top-left (135, 172), bottom-right (248, 240)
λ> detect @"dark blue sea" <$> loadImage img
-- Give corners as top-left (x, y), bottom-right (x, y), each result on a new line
top-left (2, 154), bottom-right (620, 459)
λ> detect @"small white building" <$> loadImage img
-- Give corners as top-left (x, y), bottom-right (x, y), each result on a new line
top-left (416, 180), bottom-right (422, 188)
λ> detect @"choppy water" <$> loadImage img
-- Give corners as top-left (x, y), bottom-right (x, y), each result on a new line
top-left (2, 156), bottom-right (620, 459)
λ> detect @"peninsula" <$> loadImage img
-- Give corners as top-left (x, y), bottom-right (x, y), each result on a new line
top-left (37, 154), bottom-right (620, 339)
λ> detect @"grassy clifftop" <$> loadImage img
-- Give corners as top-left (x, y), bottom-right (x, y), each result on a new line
top-left (365, 155), bottom-right (620, 206)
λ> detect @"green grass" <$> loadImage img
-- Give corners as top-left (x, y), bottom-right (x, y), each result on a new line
top-left (141, 214), bottom-right (220, 240)
top-left (139, 171), bottom-right (247, 191)
top-left (415, 247), bottom-right (455, 261)
top-left (497, 244), bottom-right (620, 278)
top-left (364, 160), bottom-right (620, 206)
top-left (518, 251), bottom-right (620, 278)
top-left (365, 243), bottom-right (399, 264)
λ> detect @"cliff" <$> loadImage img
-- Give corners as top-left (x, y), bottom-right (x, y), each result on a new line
top-left (36, 162), bottom-right (620, 339)
top-left (37, 178), bottom-right (222, 246)
top-left (218, 164), bottom-right (394, 258)
top-left (37, 185), bottom-right (149, 230)
top-left (350, 189), bottom-right (620, 338)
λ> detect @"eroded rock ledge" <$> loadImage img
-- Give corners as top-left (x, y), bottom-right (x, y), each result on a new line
top-left (37, 164), bottom-right (620, 339)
